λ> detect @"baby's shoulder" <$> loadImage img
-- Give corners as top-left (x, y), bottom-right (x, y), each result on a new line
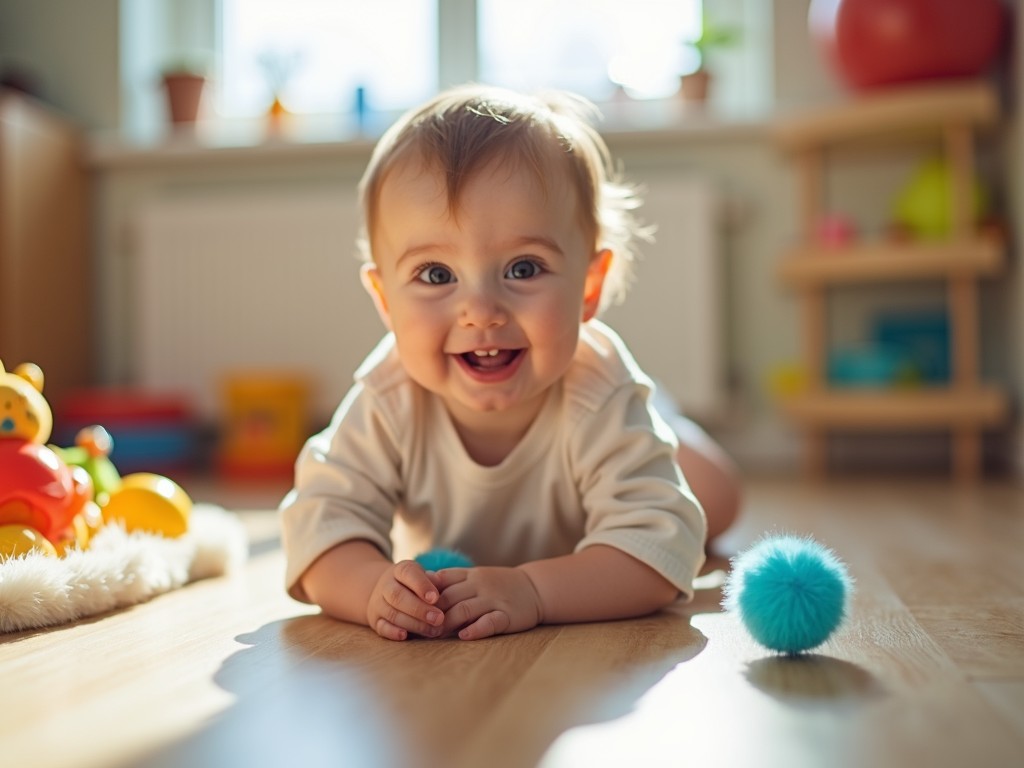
top-left (354, 333), bottom-right (418, 414)
top-left (563, 321), bottom-right (653, 419)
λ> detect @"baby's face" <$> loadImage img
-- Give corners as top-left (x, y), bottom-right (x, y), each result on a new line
top-left (365, 152), bottom-right (607, 429)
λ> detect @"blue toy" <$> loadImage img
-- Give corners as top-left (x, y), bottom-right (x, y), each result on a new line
top-left (414, 548), bottom-right (474, 570)
top-left (723, 534), bottom-right (852, 654)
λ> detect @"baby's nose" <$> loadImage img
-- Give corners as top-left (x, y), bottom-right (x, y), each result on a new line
top-left (458, 288), bottom-right (508, 328)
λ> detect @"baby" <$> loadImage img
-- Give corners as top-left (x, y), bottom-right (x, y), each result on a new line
top-left (280, 84), bottom-right (740, 642)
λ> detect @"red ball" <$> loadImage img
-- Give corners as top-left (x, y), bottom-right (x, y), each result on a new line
top-left (809, 0), bottom-right (1007, 91)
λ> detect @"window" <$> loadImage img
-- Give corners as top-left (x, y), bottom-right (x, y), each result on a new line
top-left (478, 0), bottom-right (701, 101)
top-left (123, 0), bottom-right (765, 141)
top-left (215, 0), bottom-right (701, 120)
top-left (219, 0), bottom-right (437, 117)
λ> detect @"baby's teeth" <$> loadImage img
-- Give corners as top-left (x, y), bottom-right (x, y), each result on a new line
top-left (474, 349), bottom-right (499, 357)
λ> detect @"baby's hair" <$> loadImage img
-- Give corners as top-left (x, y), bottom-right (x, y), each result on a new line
top-left (357, 84), bottom-right (650, 313)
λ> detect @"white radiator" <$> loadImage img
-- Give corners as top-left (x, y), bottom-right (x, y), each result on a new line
top-left (135, 189), bottom-right (380, 420)
top-left (135, 177), bottom-right (724, 422)
top-left (602, 175), bottom-right (725, 419)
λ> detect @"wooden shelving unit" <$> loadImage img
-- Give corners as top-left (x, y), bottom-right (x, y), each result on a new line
top-left (779, 234), bottom-right (1004, 285)
top-left (774, 80), bottom-right (1009, 482)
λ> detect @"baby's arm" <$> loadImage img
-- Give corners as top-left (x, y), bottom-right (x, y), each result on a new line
top-left (434, 544), bottom-right (678, 640)
top-left (520, 544), bottom-right (679, 621)
top-left (302, 540), bottom-right (446, 641)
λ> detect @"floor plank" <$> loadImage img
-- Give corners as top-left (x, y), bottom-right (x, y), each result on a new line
top-left (977, 680), bottom-right (1024, 741)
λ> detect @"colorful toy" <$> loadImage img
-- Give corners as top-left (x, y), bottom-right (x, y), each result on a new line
top-left (55, 390), bottom-right (195, 475)
top-left (0, 524), bottom-right (59, 558)
top-left (723, 534), bottom-right (853, 654)
top-left (873, 309), bottom-right (950, 385)
top-left (55, 426), bottom-right (123, 505)
top-left (415, 548), bottom-right (474, 570)
top-left (891, 157), bottom-right (988, 240)
top-left (0, 360), bottom-right (100, 555)
top-left (766, 362), bottom-right (808, 398)
top-left (815, 213), bottom-right (856, 248)
top-left (101, 473), bottom-right (191, 538)
top-left (56, 426), bottom-right (192, 539)
top-left (1, 359), bottom-right (193, 561)
top-left (809, 0), bottom-right (1006, 92)
top-left (219, 373), bottom-right (310, 478)
top-left (828, 345), bottom-right (902, 387)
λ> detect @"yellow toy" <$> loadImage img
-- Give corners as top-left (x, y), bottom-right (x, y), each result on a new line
top-left (0, 360), bottom-right (99, 557)
top-left (101, 472), bottom-right (191, 538)
top-left (0, 525), bottom-right (59, 558)
top-left (0, 360), bottom-right (193, 561)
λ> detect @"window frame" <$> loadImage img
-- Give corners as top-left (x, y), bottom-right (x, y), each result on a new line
top-left (121, 0), bottom-right (769, 142)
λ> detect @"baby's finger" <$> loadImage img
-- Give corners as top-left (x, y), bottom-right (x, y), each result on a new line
top-left (428, 568), bottom-right (469, 591)
top-left (393, 560), bottom-right (441, 604)
top-left (375, 618), bottom-right (410, 642)
top-left (439, 593), bottom-right (488, 634)
top-left (376, 618), bottom-right (440, 643)
top-left (424, 570), bottom-right (447, 594)
top-left (379, 588), bottom-right (446, 636)
top-left (434, 581), bottom-right (476, 613)
top-left (458, 610), bottom-right (511, 641)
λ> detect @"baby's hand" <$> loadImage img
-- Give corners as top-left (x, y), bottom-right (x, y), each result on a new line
top-left (367, 560), bottom-right (446, 641)
top-left (433, 567), bottom-right (543, 641)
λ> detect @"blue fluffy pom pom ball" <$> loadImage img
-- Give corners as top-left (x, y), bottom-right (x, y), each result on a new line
top-left (414, 548), bottom-right (474, 571)
top-left (723, 535), bottom-right (852, 654)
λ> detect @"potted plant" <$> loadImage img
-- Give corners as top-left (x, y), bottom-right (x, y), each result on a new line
top-left (161, 63), bottom-right (207, 125)
top-left (680, 16), bottom-right (741, 103)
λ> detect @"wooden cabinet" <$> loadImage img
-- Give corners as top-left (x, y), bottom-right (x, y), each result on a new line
top-left (0, 90), bottom-right (91, 408)
top-left (774, 81), bottom-right (1009, 482)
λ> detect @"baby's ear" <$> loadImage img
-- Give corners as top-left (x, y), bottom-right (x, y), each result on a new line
top-left (360, 263), bottom-right (392, 330)
top-left (582, 249), bottom-right (613, 322)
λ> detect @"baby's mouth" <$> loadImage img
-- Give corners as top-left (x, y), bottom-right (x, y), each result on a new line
top-left (460, 349), bottom-right (522, 370)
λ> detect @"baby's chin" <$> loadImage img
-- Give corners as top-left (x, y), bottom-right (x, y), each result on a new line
top-left (444, 384), bottom-right (551, 418)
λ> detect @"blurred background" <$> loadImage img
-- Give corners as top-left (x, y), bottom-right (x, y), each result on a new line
top-left (0, 0), bottom-right (1020, 488)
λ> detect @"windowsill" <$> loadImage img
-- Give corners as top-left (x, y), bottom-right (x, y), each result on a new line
top-left (87, 99), bottom-right (772, 171)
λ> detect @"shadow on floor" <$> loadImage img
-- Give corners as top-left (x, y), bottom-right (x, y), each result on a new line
top-left (126, 610), bottom-right (708, 768)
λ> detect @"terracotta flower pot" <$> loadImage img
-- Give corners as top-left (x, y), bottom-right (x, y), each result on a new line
top-left (680, 70), bottom-right (711, 103)
top-left (162, 72), bottom-right (206, 124)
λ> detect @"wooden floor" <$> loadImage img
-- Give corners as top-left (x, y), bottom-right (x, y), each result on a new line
top-left (2, 475), bottom-right (1022, 768)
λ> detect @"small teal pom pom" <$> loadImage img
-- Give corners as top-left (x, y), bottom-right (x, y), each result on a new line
top-left (723, 535), bottom-right (852, 654)
top-left (414, 548), bottom-right (474, 570)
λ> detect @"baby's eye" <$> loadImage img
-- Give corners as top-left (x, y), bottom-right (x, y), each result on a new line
top-left (416, 264), bottom-right (455, 284)
top-left (506, 259), bottom-right (541, 280)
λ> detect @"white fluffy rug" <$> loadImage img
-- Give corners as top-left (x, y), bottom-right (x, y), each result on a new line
top-left (0, 505), bottom-right (248, 633)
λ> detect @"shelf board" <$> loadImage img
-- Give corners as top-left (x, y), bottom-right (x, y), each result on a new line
top-left (774, 80), bottom-right (999, 151)
top-left (778, 235), bottom-right (1004, 286)
top-left (779, 387), bottom-right (1009, 429)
